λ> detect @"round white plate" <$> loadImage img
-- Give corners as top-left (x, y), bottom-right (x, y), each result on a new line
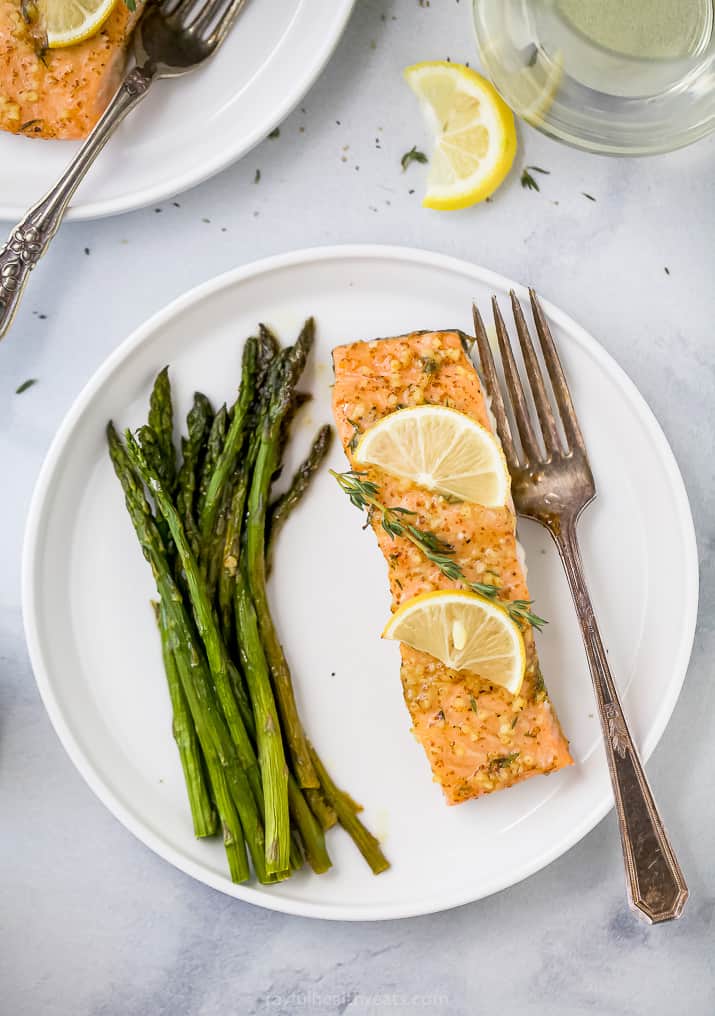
top-left (23, 246), bottom-right (698, 920)
top-left (0, 0), bottom-right (354, 222)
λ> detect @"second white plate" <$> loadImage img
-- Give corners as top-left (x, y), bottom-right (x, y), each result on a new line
top-left (23, 246), bottom-right (698, 919)
top-left (0, 0), bottom-right (354, 221)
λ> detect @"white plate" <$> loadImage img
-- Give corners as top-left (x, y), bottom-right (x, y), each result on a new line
top-left (23, 246), bottom-right (698, 921)
top-left (0, 0), bottom-right (354, 222)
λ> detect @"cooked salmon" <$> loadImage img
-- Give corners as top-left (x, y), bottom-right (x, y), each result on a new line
top-left (332, 330), bottom-right (572, 805)
top-left (0, 0), bottom-right (141, 140)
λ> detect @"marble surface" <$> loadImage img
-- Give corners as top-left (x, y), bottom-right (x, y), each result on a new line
top-left (2, 2), bottom-right (714, 1013)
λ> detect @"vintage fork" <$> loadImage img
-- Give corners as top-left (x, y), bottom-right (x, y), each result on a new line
top-left (472, 290), bottom-right (688, 924)
top-left (0, 0), bottom-right (248, 339)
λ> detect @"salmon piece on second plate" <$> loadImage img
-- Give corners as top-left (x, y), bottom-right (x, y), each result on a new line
top-left (332, 330), bottom-right (573, 805)
top-left (0, 0), bottom-right (141, 140)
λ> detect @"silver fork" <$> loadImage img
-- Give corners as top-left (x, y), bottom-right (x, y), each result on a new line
top-left (473, 290), bottom-right (688, 924)
top-left (0, 0), bottom-right (248, 339)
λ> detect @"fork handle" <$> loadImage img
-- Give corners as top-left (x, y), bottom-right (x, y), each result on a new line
top-left (552, 516), bottom-right (688, 923)
top-left (0, 64), bottom-right (155, 340)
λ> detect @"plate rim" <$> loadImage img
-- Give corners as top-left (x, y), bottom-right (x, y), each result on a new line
top-left (0, 0), bottom-right (356, 223)
top-left (21, 244), bottom-right (699, 920)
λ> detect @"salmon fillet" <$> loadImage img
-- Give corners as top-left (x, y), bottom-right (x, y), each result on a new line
top-left (332, 330), bottom-right (572, 805)
top-left (0, 0), bottom-right (141, 140)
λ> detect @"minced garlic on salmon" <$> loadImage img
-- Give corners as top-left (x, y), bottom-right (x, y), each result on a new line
top-left (332, 330), bottom-right (572, 805)
top-left (0, 0), bottom-right (141, 140)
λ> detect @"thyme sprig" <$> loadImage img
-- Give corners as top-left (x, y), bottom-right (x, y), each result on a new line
top-left (331, 470), bottom-right (545, 630)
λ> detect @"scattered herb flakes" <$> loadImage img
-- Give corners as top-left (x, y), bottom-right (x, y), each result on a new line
top-left (347, 418), bottom-right (361, 452)
top-left (511, 715), bottom-right (518, 728)
top-left (401, 146), bottom-right (428, 172)
top-left (15, 378), bottom-right (38, 394)
top-left (173, 201), bottom-right (181, 208)
top-left (582, 192), bottom-right (596, 201)
top-left (421, 355), bottom-right (438, 375)
top-left (489, 752), bottom-right (519, 771)
top-left (154, 207), bottom-right (162, 213)
top-left (664, 266), bottom-right (670, 275)
top-left (19, 118), bottom-right (40, 131)
top-left (84, 247), bottom-right (90, 256)
top-left (268, 127), bottom-right (280, 139)
top-left (469, 695), bottom-right (478, 714)
top-left (435, 709), bottom-right (445, 722)
top-left (254, 169), bottom-right (261, 184)
top-left (124, 0), bottom-right (136, 10)
top-left (533, 666), bottom-right (546, 695)
top-left (521, 165), bottom-right (550, 191)
top-left (202, 217), bottom-right (211, 223)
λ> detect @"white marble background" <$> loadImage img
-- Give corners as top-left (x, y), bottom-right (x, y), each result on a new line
top-left (1, 2), bottom-right (714, 1014)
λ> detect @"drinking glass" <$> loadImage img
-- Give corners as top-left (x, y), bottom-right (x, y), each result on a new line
top-left (472, 0), bottom-right (715, 154)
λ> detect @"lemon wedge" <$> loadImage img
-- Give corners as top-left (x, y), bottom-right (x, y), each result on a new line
top-left (403, 61), bottom-right (517, 210)
top-left (43, 0), bottom-right (118, 49)
top-left (354, 405), bottom-right (510, 507)
top-left (383, 590), bottom-right (526, 695)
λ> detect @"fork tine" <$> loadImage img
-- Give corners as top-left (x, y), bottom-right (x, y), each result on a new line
top-left (509, 290), bottom-right (562, 457)
top-left (204, 0), bottom-right (247, 46)
top-left (472, 303), bottom-right (519, 468)
top-left (529, 289), bottom-right (587, 455)
top-left (491, 296), bottom-right (542, 462)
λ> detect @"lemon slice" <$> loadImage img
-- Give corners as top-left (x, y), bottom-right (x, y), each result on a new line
top-left (403, 61), bottom-right (517, 210)
top-left (354, 405), bottom-right (509, 507)
top-left (43, 0), bottom-right (118, 49)
top-left (383, 590), bottom-right (526, 695)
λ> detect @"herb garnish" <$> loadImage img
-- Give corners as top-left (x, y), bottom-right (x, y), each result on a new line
top-left (331, 470), bottom-right (545, 629)
top-left (124, 0), bottom-right (136, 11)
top-left (254, 169), bottom-right (261, 184)
top-left (520, 166), bottom-right (550, 191)
top-left (15, 378), bottom-right (37, 394)
top-left (401, 146), bottom-right (428, 172)
top-left (582, 192), bottom-right (596, 201)
top-left (489, 752), bottom-right (519, 771)
top-left (469, 695), bottom-right (478, 714)
top-left (268, 128), bottom-right (280, 140)
top-left (346, 419), bottom-right (361, 453)
top-left (420, 356), bottom-right (439, 375)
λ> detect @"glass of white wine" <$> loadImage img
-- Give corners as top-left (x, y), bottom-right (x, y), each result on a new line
top-left (473, 0), bottom-right (715, 154)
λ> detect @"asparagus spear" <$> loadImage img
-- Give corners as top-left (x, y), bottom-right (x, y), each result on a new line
top-left (245, 322), bottom-right (319, 788)
top-left (123, 426), bottom-right (296, 878)
top-left (148, 366), bottom-right (177, 491)
top-left (235, 578), bottom-right (290, 874)
top-left (266, 424), bottom-right (333, 574)
top-left (176, 393), bottom-right (213, 555)
top-left (303, 787), bottom-right (337, 831)
top-left (287, 775), bottom-right (332, 874)
top-left (107, 424), bottom-right (266, 882)
top-left (152, 602), bottom-right (217, 838)
top-left (308, 743), bottom-right (390, 875)
top-left (199, 337), bottom-right (258, 545)
top-left (218, 473), bottom-right (249, 645)
top-left (196, 403), bottom-right (228, 521)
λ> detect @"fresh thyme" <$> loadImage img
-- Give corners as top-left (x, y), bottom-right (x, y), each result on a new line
top-left (331, 470), bottom-right (546, 630)
top-left (401, 146), bottom-right (428, 172)
top-left (15, 378), bottom-right (37, 394)
top-left (520, 166), bottom-right (550, 192)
